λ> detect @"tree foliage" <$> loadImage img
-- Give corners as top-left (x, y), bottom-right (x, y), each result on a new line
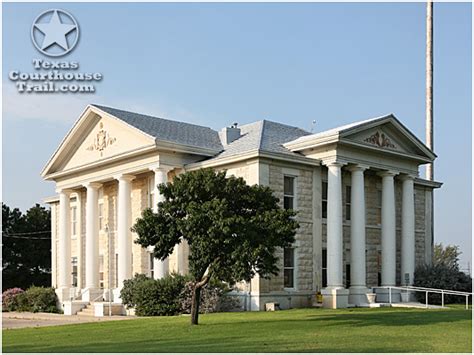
top-left (433, 243), bottom-right (461, 270)
top-left (2, 203), bottom-right (52, 291)
top-left (132, 168), bottom-right (299, 324)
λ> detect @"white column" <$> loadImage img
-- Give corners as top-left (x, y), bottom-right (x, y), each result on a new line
top-left (348, 165), bottom-right (368, 290)
top-left (51, 203), bottom-right (57, 289)
top-left (379, 171), bottom-right (397, 286)
top-left (151, 166), bottom-right (170, 279)
top-left (84, 182), bottom-right (101, 294)
top-left (58, 190), bottom-right (72, 290)
top-left (326, 162), bottom-right (344, 288)
top-left (75, 192), bottom-right (84, 290)
top-left (116, 175), bottom-right (134, 290)
top-left (401, 175), bottom-right (415, 285)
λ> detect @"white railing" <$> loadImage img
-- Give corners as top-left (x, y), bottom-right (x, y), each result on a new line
top-left (382, 285), bottom-right (471, 310)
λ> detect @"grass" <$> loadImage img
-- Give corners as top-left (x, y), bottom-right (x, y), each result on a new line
top-left (2, 306), bottom-right (472, 353)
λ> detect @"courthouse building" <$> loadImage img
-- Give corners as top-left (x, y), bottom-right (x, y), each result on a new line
top-left (42, 104), bottom-right (441, 314)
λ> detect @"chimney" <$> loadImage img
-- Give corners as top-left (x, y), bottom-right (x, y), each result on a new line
top-left (219, 123), bottom-right (241, 146)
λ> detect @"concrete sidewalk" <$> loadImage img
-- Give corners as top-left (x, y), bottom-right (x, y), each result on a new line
top-left (2, 311), bottom-right (136, 329)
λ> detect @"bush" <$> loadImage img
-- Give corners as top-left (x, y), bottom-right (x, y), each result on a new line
top-left (120, 273), bottom-right (191, 316)
top-left (24, 287), bottom-right (58, 313)
top-left (2, 288), bottom-right (24, 312)
top-left (120, 273), bottom-right (150, 308)
top-left (414, 264), bottom-right (472, 304)
top-left (2, 287), bottom-right (58, 313)
top-left (180, 280), bottom-right (240, 314)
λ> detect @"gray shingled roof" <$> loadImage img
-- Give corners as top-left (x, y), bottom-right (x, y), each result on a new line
top-left (92, 104), bottom-right (223, 152)
top-left (206, 120), bottom-right (311, 161)
top-left (92, 104), bottom-right (311, 161)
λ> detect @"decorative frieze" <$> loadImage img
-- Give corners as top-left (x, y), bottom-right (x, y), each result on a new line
top-left (86, 122), bottom-right (117, 156)
top-left (364, 131), bottom-right (396, 149)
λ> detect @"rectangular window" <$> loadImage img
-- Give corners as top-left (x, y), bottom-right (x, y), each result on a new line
top-left (149, 253), bottom-right (154, 279)
top-left (322, 181), bottom-right (328, 219)
top-left (98, 203), bottom-right (104, 231)
top-left (322, 249), bottom-right (327, 287)
top-left (345, 186), bottom-right (351, 221)
top-left (99, 255), bottom-right (104, 288)
top-left (377, 250), bottom-right (382, 286)
top-left (148, 177), bottom-right (155, 209)
top-left (283, 176), bottom-right (295, 210)
top-left (284, 247), bottom-right (295, 288)
top-left (345, 264), bottom-right (351, 288)
top-left (71, 257), bottom-right (78, 287)
top-left (376, 189), bottom-right (382, 225)
top-left (71, 206), bottom-right (77, 237)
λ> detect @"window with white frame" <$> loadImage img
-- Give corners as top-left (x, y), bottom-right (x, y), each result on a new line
top-left (71, 206), bottom-right (77, 238)
top-left (284, 247), bottom-right (295, 288)
top-left (149, 252), bottom-right (154, 279)
top-left (98, 202), bottom-right (104, 231)
top-left (283, 176), bottom-right (296, 210)
top-left (71, 257), bottom-right (78, 287)
top-left (345, 186), bottom-right (351, 221)
top-left (322, 181), bottom-right (328, 219)
top-left (148, 177), bottom-right (155, 209)
top-left (99, 255), bottom-right (104, 288)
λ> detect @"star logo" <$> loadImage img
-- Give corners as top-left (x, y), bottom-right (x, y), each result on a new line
top-left (31, 9), bottom-right (79, 57)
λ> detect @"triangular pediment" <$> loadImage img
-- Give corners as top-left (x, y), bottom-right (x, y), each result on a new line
top-left (42, 105), bottom-right (156, 178)
top-left (339, 115), bottom-right (436, 161)
top-left (283, 114), bottom-right (436, 163)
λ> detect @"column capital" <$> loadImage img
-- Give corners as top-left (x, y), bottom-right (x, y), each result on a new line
top-left (56, 188), bottom-right (74, 195)
top-left (114, 174), bottom-right (135, 182)
top-left (398, 173), bottom-right (417, 181)
top-left (149, 164), bottom-right (174, 173)
top-left (346, 164), bottom-right (370, 173)
top-left (322, 159), bottom-right (346, 168)
top-left (83, 182), bottom-right (102, 189)
top-left (377, 170), bottom-right (398, 178)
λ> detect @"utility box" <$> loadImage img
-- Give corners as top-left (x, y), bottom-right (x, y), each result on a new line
top-left (265, 302), bottom-right (280, 311)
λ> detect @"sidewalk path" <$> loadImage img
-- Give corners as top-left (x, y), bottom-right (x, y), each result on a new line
top-left (2, 312), bottom-right (136, 329)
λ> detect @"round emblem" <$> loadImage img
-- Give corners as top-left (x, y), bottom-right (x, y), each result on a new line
top-left (31, 9), bottom-right (79, 57)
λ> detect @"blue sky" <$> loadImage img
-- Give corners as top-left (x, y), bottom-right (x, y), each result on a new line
top-left (2, 2), bottom-right (471, 269)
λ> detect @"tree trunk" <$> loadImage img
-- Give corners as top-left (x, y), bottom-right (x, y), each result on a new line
top-left (190, 284), bottom-right (201, 325)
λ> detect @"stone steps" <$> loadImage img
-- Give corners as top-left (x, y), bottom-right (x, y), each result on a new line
top-left (76, 305), bottom-right (95, 317)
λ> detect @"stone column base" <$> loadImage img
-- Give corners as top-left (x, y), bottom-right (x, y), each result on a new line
top-left (55, 287), bottom-right (74, 303)
top-left (374, 287), bottom-right (401, 303)
top-left (113, 288), bottom-right (123, 303)
top-left (322, 288), bottom-right (349, 309)
top-left (81, 288), bottom-right (103, 302)
top-left (349, 286), bottom-right (373, 306)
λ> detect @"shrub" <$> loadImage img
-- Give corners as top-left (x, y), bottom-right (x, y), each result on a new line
top-left (2, 288), bottom-right (24, 312)
top-left (2, 287), bottom-right (58, 313)
top-left (180, 280), bottom-right (240, 314)
top-left (120, 273), bottom-right (191, 316)
top-left (121, 273), bottom-right (150, 308)
top-left (414, 264), bottom-right (472, 304)
top-left (23, 287), bottom-right (59, 313)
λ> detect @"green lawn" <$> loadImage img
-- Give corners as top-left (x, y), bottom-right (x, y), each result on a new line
top-left (3, 306), bottom-right (472, 353)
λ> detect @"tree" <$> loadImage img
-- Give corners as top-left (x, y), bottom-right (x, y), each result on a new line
top-left (433, 243), bottom-right (461, 270)
top-left (132, 168), bottom-right (299, 325)
top-left (2, 203), bottom-right (51, 290)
